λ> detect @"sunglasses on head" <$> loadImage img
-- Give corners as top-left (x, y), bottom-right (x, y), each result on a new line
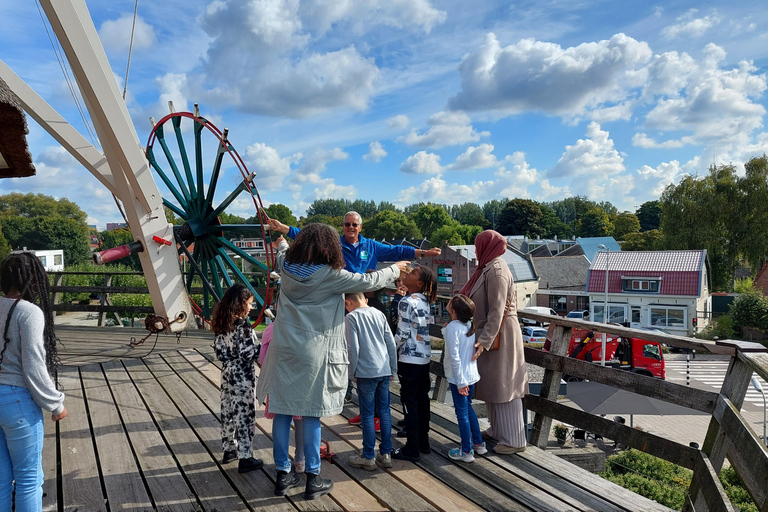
top-left (344, 222), bottom-right (359, 227)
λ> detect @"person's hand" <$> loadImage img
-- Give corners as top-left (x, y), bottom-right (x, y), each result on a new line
top-left (394, 261), bottom-right (409, 275)
top-left (267, 218), bottom-right (289, 234)
top-left (472, 341), bottom-right (484, 361)
top-left (270, 235), bottom-right (285, 249)
top-left (390, 376), bottom-right (394, 381)
top-left (458, 386), bottom-right (469, 396)
top-left (351, 377), bottom-right (357, 383)
top-left (52, 407), bottom-right (68, 421)
top-left (425, 248), bottom-right (442, 257)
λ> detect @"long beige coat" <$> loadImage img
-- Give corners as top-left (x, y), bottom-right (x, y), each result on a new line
top-left (469, 256), bottom-right (529, 404)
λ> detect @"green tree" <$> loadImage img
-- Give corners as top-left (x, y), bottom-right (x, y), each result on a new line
top-left (0, 216), bottom-right (34, 249)
top-left (482, 199), bottom-right (506, 231)
top-left (377, 201), bottom-right (400, 213)
top-left (100, 227), bottom-right (141, 270)
top-left (0, 226), bottom-right (11, 261)
top-left (306, 198), bottom-right (351, 217)
top-left (0, 192), bottom-right (86, 223)
top-left (410, 204), bottom-right (452, 240)
top-left (611, 212), bottom-right (641, 240)
top-left (622, 229), bottom-right (663, 251)
top-left (362, 210), bottom-right (421, 240)
top-left (499, 199), bottom-right (545, 237)
top-left (263, 203), bottom-right (298, 227)
top-left (541, 205), bottom-right (571, 239)
top-left (300, 214), bottom-right (342, 232)
top-left (578, 208), bottom-right (613, 237)
top-left (545, 196), bottom-right (597, 225)
top-left (456, 224), bottom-right (483, 245)
top-left (431, 222), bottom-right (466, 247)
top-left (737, 155), bottom-right (768, 271)
top-left (163, 206), bottom-right (181, 225)
top-left (349, 199), bottom-right (378, 219)
top-left (635, 200), bottom-right (662, 231)
top-left (451, 203), bottom-right (488, 228)
top-left (729, 288), bottom-right (768, 334)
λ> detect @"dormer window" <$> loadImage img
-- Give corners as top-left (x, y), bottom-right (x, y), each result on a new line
top-left (622, 277), bottom-right (660, 293)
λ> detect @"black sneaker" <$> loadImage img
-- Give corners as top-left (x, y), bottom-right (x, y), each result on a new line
top-left (396, 427), bottom-right (408, 438)
top-left (419, 445), bottom-right (432, 455)
top-left (222, 450), bottom-right (237, 464)
top-left (396, 419), bottom-right (406, 427)
top-left (275, 470), bottom-right (301, 496)
top-left (304, 473), bottom-right (333, 500)
top-left (391, 447), bottom-right (420, 462)
top-left (237, 457), bottom-right (263, 473)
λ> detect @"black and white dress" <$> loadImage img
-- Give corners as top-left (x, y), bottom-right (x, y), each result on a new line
top-left (215, 318), bottom-right (259, 459)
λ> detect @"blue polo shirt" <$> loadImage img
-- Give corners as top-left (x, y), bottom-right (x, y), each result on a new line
top-left (286, 226), bottom-right (416, 273)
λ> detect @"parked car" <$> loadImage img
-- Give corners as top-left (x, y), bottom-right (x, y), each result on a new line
top-left (566, 310), bottom-right (589, 320)
top-left (521, 326), bottom-right (548, 344)
top-left (520, 307), bottom-right (559, 326)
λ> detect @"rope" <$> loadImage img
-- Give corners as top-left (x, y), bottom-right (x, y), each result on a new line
top-left (129, 313), bottom-right (181, 348)
top-left (122, 0), bottom-right (139, 100)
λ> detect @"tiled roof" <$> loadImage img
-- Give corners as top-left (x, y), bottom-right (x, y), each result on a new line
top-left (533, 256), bottom-right (590, 290)
top-left (451, 244), bottom-right (538, 282)
top-left (0, 78), bottom-right (35, 178)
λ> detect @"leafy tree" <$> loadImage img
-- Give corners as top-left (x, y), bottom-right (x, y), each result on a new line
top-left (349, 199), bottom-right (378, 219)
top-left (482, 199), bottom-right (506, 231)
top-left (0, 192), bottom-right (86, 223)
top-left (622, 229), bottom-right (663, 251)
top-left (456, 224), bottom-right (483, 245)
top-left (451, 203), bottom-right (488, 229)
top-left (578, 208), bottom-right (613, 237)
top-left (431, 222), bottom-right (466, 247)
top-left (404, 203), bottom-right (425, 216)
top-left (306, 198), bottom-right (351, 218)
top-left (263, 203), bottom-right (298, 227)
top-left (0, 226), bottom-right (11, 261)
top-left (410, 203), bottom-right (452, 240)
top-left (729, 288), bottom-right (768, 334)
top-left (545, 196), bottom-right (597, 225)
top-left (737, 155), bottom-right (768, 271)
top-left (163, 206), bottom-right (181, 225)
top-left (300, 214), bottom-right (342, 232)
top-left (635, 200), bottom-right (662, 231)
top-left (499, 199), bottom-right (545, 237)
top-left (597, 201), bottom-right (618, 216)
top-left (26, 215), bottom-right (89, 266)
top-left (611, 212), bottom-right (641, 240)
top-left (377, 201), bottom-right (400, 213)
top-left (362, 210), bottom-right (421, 240)
top-left (0, 216), bottom-right (34, 249)
top-left (541, 205), bottom-right (571, 239)
top-left (100, 227), bottom-right (141, 270)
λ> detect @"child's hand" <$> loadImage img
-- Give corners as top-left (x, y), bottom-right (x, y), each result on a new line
top-left (472, 341), bottom-right (484, 361)
top-left (351, 377), bottom-right (357, 383)
top-left (394, 261), bottom-right (409, 275)
top-left (458, 386), bottom-right (469, 396)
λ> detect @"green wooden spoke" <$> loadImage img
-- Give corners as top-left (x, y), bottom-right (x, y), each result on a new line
top-left (216, 247), bottom-right (263, 308)
top-left (216, 236), bottom-right (269, 273)
top-left (194, 120), bottom-right (206, 207)
top-left (148, 147), bottom-right (188, 209)
top-left (172, 116), bottom-right (197, 214)
top-left (213, 253), bottom-right (234, 288)
top-left (163, 199), bottom-right (188, 221)
top-left (202, 142), bottom-right (227, 217)
top-left (203, 182), bottom-right (252, 224)
top-left (155, 124), bottom-right (193, 206)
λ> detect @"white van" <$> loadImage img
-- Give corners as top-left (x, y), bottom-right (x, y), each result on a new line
top-left (520, 307), bottom-right (559, 326)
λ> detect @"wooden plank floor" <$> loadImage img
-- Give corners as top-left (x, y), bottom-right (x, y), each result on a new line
top-left (44, 326), bottom-right (673, 512)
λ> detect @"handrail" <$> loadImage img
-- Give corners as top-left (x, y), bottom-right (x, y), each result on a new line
top-left (430, 311), bottom-right (767, 512)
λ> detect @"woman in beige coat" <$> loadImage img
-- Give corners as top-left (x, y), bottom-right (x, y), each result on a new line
top-left (461, 230), bottom-right (529, 454)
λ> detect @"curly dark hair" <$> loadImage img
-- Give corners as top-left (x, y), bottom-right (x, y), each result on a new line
top-left (285, 223), bottom-right (344, 270)
top-left (416, 266), bottom-right (438, 303)
top-left (211, 284), bottom-right (254, 335)
top-left (449, 294), bottom-right (476, 337)
top-left (0, 251), bottom-right (59, 377)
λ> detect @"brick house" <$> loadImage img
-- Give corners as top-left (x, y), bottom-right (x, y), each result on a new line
top-left (586, 250), bottom-right (710, 335)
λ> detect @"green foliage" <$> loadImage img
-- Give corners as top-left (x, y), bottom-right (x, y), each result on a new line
top-left (100, 228), bottom-right (142, 271)
top-left (377, 201), bottom-right (400, 213)
top-left (456, 224), bottom-right (483, 245)
top-left (636, 201), bottom-right (662, 231)
top-left (56, 262), bottom-right (145, 305)
top-left (482, 199), bottom-right (506, 231)
top-left (431, 221), bottom-right (466, 247)
top-left (300, 214), bottom-right (342, 232)
top-left (410, 203), bottom-right (452, 240)
top-left (110, 292), bottom-right (153, 319)
top-left (729, 288), bottom-right (768, 332)
top-left (611, 212), bottom-right (641, 240)
top-left (451, 203), bottom-right (489, 229)
top-left (578, 208), bottom-right (613, 237)
top-left (600, 449), bottom-right (757, 512)
top-left (0, 192), bottom-right (86, 222)
top-left (545, 196), bottom-right (599, 225)
top-left (33, 215), bottom-right (91, 266)
top-left (734, 277), bottom-right (755, 294)
top-left (697, 315), bottom-right (735, 340)
top-left (622, 229), bottom-right (663, 251)
top-left (499, 199), bottom-right (545, 237)
top-left (163, 206), bottom-right (181, 225)
top-left (263, 203), bottom-right (298, 227)
top-left (362, 210), bottom-right (421, 240)
top-left (0, 226), bottom-right (11, 262)
top-left (553, 424), bottom-right (568, 439)
top-left (306, 198), bottom-right (352, 218)
top-left (541, 205), bottom-right (571, 239)
top-left (349, 199), bottom-right (378, 219)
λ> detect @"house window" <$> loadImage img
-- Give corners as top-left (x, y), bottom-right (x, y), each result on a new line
top-left (54, 254), bottom-right (63, 265)
top-left (649, 307), bottom-right (686, 329)
top-left (622, 278), bottom-right (660, 293)
top-left (38, 256), bottom-right (46, 267)
top-left (592, 304), bottom-right (627, 324)
top-left (576, 296), bottom-right (589, 310)
top-left (549, 295), bottom-right (567, 312)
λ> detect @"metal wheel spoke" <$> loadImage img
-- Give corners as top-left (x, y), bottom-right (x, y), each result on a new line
top-left (172, 116), bottom-right (197, 214)
top-left (217, 236), bottom-right (269, 273)
top-left (194, 121), bottom-right (206, 211)
top-left (148, 147), bottom-right (189, 209)
top-left (155, 123), bottom-right (194, 206)
top-left (213, 252), bottom-right (234, 288)
top-left (204, 182), bottom-right (251, 224)
top-left (202, 240), bottom-right (224, 299)
top-left (203, 140), bottom-right (227, 215)
top-left (215, 246), bottom-right (263, 307)
top-left (163, 199), bottom-right (188, 221)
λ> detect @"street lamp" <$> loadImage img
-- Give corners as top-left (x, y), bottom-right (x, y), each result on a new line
top-left (597, 243), bottom-right (610, 366)
top-left (752, 376), bottom-right (767, 447)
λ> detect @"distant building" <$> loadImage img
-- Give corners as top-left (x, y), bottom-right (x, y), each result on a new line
top-left (532, 255), bottom-right (591, 314)
top-left (105, 222), bottom-right (128, 231)
top-left (33, 249), bottom-right (64, 272)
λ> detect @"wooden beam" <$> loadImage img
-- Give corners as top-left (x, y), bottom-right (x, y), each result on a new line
top-left (690, 451), bottom-right (735, 512)
top-left (529, 324), bottom-right (570, 448)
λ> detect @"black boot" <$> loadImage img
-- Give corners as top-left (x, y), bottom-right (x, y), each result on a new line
top-left (238, 457), bottom-right (263, 473)
top-left (304, 473), bottom-right (333, 500)
top-left (274, 470), bottom-right (301, 496)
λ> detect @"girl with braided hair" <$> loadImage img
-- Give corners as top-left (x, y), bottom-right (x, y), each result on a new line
top-left (0, 251), bottom-right (67, 511)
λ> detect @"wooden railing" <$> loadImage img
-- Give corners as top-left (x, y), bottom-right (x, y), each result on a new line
top-left (504, 312), bottom-right (767, 512)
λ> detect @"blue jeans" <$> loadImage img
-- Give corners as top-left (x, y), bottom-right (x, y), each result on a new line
top-left (273, 415), bottom-right (321, 474)
top-left (450, 383), bottom-right (482, 454)
top-left (0, 385), bottom-right (45, 512)
top-left (356, 377), bottom-right (392, 459)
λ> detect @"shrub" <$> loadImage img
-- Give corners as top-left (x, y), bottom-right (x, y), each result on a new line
top-left (730, 288), bottom-right (768, 333)
top-left (696, 315), bottom-right (735, 340)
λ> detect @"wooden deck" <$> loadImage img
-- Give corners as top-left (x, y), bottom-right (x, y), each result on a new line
top-left (44, 325), bottom-right (672, 512)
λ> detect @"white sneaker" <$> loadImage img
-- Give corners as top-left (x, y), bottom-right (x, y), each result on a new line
top-left (448, 448), bottom-right (475, 463)
top-left (473, 442), bottom-right (488, 455)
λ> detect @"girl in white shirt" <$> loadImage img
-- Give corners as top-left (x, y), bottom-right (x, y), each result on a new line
top-left (444, 294), bottom-right (487, 462)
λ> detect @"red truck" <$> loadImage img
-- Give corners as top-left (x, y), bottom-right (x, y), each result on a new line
top-left (545, 328), bottom-right (665, 380)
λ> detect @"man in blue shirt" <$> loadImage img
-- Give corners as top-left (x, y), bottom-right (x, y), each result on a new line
top-left (267, 211), bottom-right (441, 272)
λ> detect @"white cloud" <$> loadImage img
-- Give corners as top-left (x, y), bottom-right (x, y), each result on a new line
top-left (396, 174), bottom-right (493, 205)
top-left (363, 141), bottom-right (388, 162)
top-left (632, 133), bottom-right (695, 149)
top-left (156, 73), bottom-right (190, 114)
top-left (399, 151), bottom-right (442, 174)
top-left (245, 143), bottom-right (297, 190)
top-left (661, 9), bottom-right (721, 40)
top-left (295, 147), bottom-right (349, 184)
top-left (448, 32), bottom-right (652, 117)
top-left (386, 114), bottom-right (410, 130)
top-left (99, 15), bottom-right (157, 53)
top-left (448, 144), bottom-right (497, 171)
top-left (494, 151), bottom-right (540, 198)
top-left (300, 0), bottom-right (446, 35)
top-left (549, 122), bottom-right (625, 179)
top-left (398, 111), bottom-right (489, 148)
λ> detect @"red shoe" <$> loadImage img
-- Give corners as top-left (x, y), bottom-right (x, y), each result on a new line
top-left (375, 417), bottom-right (381, 433)
top-left (349, 414), bottom-right (361, 425)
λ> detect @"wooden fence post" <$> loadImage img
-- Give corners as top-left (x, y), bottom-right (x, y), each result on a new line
top-left (52, 273), bottom-right (63, 306)
top-left (529, 324), bottom-right (571, 448)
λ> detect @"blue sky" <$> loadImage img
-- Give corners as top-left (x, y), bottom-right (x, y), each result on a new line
top-left (2, 0), bottom-right (768, 229)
